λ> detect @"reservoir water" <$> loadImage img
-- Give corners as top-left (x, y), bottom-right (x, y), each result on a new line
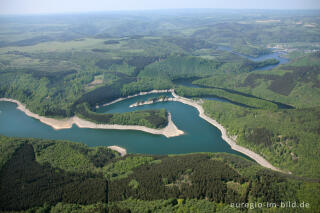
top-left (0, 93), bottom-right (249, 159)
top-left (217, 46), bottom-right (289, 71)
top-left (173, 47), bottom-right (294, 109)
top-left (0, 47), bottom-right (288, 159)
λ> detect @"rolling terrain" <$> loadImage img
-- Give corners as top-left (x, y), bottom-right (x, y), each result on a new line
top-left (0, 9), bottom-right (320, 212)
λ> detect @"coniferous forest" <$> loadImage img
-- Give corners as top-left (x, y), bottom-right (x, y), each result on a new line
top-left (0, 8), bottom-right (320, 212)
top-left (1, 136), bottom-right (319, 212)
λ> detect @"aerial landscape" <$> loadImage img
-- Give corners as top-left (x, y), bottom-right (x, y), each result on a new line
top-left (0, 0), bottom-right (320, 212)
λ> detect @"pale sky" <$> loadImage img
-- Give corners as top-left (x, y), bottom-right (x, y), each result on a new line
top-left (1, 0), bottom-right (320, 15)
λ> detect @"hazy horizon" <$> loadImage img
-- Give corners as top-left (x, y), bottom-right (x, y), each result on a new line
top-left (1, 0), bottom-right (320, 15)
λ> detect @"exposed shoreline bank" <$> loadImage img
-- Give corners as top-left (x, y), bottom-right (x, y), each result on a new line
top-left (170, 91), bottom-right (286, 173)
top-left (108, 145), bottom-right (127, 157)
top-left (0, 97), bottom-right (184, 138)
top-left (129, 91), bottom-right (285, 172)
top-left (129, 97), bottom-right (174, 108)
top-left (1, 89), bottom-right (285, 173)
top-left (99, 89), bottom-right (173, 108)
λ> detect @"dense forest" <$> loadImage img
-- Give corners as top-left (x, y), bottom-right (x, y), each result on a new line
top-left (0, 9), bottom-right (320, 212)
top-left (0, 136), bottom-right (319, 212)
top-left (202, 101), bottom-right (320, 178)
top-left (75, 103), bottom-right (168, 129)
top-left (1, 10), bottom-right (319, 119)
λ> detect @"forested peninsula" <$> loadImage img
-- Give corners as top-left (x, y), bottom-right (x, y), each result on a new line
top-left (0, 98), bottom-right (184, 138)
top-left (1, 9), bottom-right (320, 212)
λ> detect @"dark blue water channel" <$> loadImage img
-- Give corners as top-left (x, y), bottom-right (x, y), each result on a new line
top-left (217, 46), bottom-right (289, 70)
top-left (173, 46), bottom-right (294, 109)
top-left (0, 93), bottom-right (249, 159)
top-left (0, 46), bottom-right (290, 159)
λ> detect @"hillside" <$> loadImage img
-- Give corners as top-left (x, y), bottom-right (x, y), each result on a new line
top-left (0, 136), bottom-right (319, 212)
top-left (1, 9), bottom-right (320, 212)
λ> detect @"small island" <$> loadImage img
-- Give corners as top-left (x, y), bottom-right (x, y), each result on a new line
top-left (130, 96), bottom-right (175, 108)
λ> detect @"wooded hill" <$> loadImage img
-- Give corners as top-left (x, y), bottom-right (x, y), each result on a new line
top-left (0, 135), bottom-right (319, 212)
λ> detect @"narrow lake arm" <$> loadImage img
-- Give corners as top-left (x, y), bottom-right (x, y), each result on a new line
top-left (0, 98), bottom-right (184, 138)
top-left (124, 91), bottom-right (287, 173)
top-left (170, 91), bottom-right (286, 173)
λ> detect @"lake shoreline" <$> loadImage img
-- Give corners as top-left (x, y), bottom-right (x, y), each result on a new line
top-left (170, 91), bottom-right (286, 173)
top-left (0, 97), bottom-right (184, 138)
top-left (1, 90), bottom-right (285, 173)
top-left (108, 145), bottom-right (127, 157)
top-left (98, 89), bottom-right (173, 108)
top-left (129, 91), bottom-right (286, 173)
top-left (129, 97), bottom-right (175, 108)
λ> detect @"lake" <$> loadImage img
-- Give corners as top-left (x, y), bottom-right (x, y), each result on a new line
top-left (1, 46), bottom-right (287, 158)
top-left (217, 45), bottom-right (289, 70)
top-left (0, 93), bottom-right (249, 159)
